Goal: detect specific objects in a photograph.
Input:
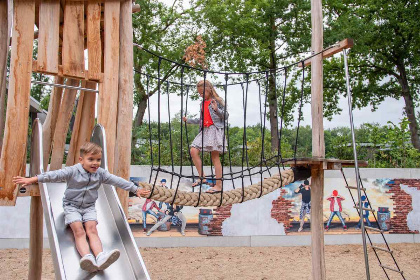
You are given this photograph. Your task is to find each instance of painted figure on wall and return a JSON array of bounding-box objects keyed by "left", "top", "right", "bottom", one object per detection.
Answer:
[
  {"left": 325, "top": 190, "right": 347, "bottom": 231},
  {"left": 295, "top": 180, "right": 311, "bottom": 232},
  {"left": 142, "top": 199, "right": 162, "bottom": 232},
  {"left": 356, "top": 195, "right": 372, "bottom": 229}
]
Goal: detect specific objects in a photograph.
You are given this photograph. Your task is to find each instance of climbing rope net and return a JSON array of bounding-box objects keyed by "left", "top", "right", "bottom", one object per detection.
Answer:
[{"left": 133, "top": 44, "right": 332, "bottom": 207}]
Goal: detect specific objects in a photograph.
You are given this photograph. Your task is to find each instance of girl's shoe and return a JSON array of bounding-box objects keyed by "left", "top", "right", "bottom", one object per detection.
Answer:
[
  {"left": 343, "top": 225, "right": 348, "bottom": 231},
  {"left": 96, "top": 249, "right": 120, "bottom": 271},
  {"left": 192, "top": 179, "right": 207, "bottom": 188},
  {"left": 80, "top": 254, "right": 98, "bottom": 273}
]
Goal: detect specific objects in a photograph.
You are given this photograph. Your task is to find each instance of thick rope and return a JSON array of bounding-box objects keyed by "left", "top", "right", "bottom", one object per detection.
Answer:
[{"left": 138, "top": 169, "right": 294, "bottom": 207}]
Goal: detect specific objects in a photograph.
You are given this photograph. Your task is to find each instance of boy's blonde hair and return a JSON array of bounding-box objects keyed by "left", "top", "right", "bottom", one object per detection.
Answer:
[
  {"left": 80, "top": 142, "right": 102, "bottom": 157},
  {"left": 197, "top": 80, "right": 225, "bottom": 107}
]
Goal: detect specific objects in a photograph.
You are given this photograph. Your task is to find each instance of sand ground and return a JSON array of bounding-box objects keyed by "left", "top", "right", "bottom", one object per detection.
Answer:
[{"left": 1, "top": 243, "right": 418, "bottom": 280}]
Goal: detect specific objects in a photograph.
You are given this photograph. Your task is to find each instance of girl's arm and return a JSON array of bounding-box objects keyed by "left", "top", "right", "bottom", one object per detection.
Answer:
[
  {"left": 214, "top": 99, "right": 229, "bottom": 120},
  {"left": 183, "top": 116, "right": 200, "bottom": 124}
]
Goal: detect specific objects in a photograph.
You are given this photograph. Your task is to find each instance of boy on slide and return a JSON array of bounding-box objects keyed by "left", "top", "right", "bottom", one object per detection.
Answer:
[{"left": 13, "top": 142, "right": 150, "bottom": 273}]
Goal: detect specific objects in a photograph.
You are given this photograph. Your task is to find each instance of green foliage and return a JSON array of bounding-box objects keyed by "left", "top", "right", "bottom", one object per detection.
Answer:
[{"left": 132, "top": 115, "right": 420, "bottom": 168}]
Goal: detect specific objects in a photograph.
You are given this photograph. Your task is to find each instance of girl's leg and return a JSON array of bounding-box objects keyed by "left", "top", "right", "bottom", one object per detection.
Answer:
[
  {"left": 190, "top": 147, "right": 205, "bottom": 179},
  {"left": 85, "top": 221, "right": 103, "bottom": 257},
  {"left": 211, "top": 151, "right": 222, "bottom": 190},
  {"left": 69, "top": 222, "right": 90, "bottom": 257},
  {"left": 148, "top": 210, "right": 159, "bottom": 220}
]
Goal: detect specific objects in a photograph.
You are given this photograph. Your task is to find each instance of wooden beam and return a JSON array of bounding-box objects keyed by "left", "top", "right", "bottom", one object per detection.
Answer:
[
  {"left": 32, "top": 61, "right": 103, "bottom": 81},
  {"left": 42, "top": 76, "right": 64, "bottom": 170},
  {"left": 66, "top": 81, "right": 96, "bottom": 166},
  {"left": 301, "top": 38, "right": 354, "bottom": 67},
  {"left": 28, "top": 196, "right": 43, "bottom": 280},
  {"left": 98, "top": 0, "right": 120, "bottom": 173},
  {"left": 310, "top": 0, "right": 326, "bottom": 279},
  {"left": 17, "top": 184, "right": 40, "bottom": 197},
  {"left": 0, "top": 0, "right": 35, "bottom": 206},
  {"left": 0, "top": 0, "right": 12, "bottom": 156},
  {"left": 114, "top": 0, "right": 134, "bottom": 215},
  {"left": 87, "top": 0, "right": 102, "bottom": 81},
  {"left": 310, "top": 165, "right": 326, "bottom": 280},
  {"left": 49, "top": 78, "right": 79, "bottom": 171},
  {"left": 62, "top": 0, "right": 85, "bottom": 78},
  {"left": 37, "top": 0, "right": 60, "bottom": 74}
]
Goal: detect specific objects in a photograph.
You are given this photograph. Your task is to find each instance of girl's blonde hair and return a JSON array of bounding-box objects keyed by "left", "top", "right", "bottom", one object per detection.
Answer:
[{"left": 197, "top": 80, "right": 225, "bottom": 107}]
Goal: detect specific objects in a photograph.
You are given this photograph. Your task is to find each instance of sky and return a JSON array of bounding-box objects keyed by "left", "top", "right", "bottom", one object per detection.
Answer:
[{"left": 146, "top": 77, "right": 408, "bottom": 130}]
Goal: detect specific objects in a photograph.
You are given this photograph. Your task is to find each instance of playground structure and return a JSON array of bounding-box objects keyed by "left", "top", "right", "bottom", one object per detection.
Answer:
[{"left": 0, "top": 0, "right": 405, "bottom": 280}]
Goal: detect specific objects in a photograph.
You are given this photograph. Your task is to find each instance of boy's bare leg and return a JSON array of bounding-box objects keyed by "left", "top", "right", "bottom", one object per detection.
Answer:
[
  {"left": 85, "top": 221, "right": 103, "bottom": 257},
  {"left": 69, "top": 222, "right": 90, "bottom": 256},
  {"left": 211, "top": 151, "right": 222, "bottom": 190}
]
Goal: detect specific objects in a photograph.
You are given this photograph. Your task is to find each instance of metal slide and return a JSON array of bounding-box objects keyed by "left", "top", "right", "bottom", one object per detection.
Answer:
[{"left": 31, "top": 120, "right": 150, "bottom": 280}]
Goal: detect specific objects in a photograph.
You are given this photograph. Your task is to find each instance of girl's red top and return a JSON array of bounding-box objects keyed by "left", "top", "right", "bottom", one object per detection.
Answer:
[{"left": 203, "top": 100, "right": 214, "bottom": 127}]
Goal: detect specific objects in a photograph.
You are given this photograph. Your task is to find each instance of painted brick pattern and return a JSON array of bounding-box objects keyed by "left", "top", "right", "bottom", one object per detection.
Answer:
[
  {"left": 386, "top": 179, "right": 420, "bottom": 234},
  {"left": 208, "top": 205, "right": 232, "bottom": 236},
  {"left": 271, "top": 188, "right": 293, "bottom": 232}
]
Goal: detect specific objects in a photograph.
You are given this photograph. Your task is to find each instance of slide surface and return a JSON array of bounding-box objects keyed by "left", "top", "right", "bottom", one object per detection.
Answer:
[{"left": 32, "top": 120, "right": 150, "bottom": 280}]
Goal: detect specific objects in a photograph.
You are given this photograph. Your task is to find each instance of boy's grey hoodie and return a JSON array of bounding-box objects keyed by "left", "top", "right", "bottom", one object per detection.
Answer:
[{"left": 37, "top": 163, "right": 138, "bottom": 208}]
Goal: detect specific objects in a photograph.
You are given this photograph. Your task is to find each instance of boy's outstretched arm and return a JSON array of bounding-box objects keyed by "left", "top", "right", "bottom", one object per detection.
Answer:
[{"left": 13, "top": 176, "right": 38, "bottom": 187}]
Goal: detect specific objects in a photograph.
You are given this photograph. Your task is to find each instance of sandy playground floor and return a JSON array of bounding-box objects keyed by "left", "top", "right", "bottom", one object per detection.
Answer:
[{"left": 0, "top": 243, "right": 418, "bottom": 279}]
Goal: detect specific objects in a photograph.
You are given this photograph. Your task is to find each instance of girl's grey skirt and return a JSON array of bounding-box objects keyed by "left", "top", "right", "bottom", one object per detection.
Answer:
[{"left": 191, "top": 125, "right": 227, "bottom": 153}]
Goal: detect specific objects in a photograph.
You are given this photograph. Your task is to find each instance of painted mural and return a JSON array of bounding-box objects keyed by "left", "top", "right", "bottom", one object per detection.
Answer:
[{"left": 127, "top": 175, "right": 417, "bottom": 237}]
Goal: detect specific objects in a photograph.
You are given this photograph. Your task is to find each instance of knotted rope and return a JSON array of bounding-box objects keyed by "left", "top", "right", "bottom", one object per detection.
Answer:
[{"left": 138, "top": 169, "right": 294, "bottom": 207}]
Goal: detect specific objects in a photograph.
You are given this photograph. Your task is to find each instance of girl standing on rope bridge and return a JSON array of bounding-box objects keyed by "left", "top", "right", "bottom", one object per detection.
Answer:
[{"left": 183, "top": 80, "right": 228, "bottom": 194}]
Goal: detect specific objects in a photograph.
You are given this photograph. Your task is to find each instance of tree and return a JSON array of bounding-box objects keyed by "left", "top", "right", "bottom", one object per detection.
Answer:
[
  {"left": 190, "top": 0, "right": 311, "bottom": 151},
  {"left": 323, "top": 0, "right": 420, "bottom": 150}
]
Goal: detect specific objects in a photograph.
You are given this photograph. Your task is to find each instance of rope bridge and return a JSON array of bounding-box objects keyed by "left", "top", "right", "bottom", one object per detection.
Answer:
[{"left": 134, "top": 44, "right": 323, "bottom": 207}]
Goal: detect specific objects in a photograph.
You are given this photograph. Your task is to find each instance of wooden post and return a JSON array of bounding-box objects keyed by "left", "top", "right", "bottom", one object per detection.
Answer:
[
  {"left": 0, "top": 0, "right": 35, "bottom": 206},
  {"left": 28, "top": 196, "right": 43, "bottom": 280},
  {"left": 98, "top": 0, "right": 120, "bottom": 173},
  {"left": 87, "top": 0, "right": 102, "bottom": 81},
  {"left": 0, "top": 0, "right": 12, "bottom": 155},
  {"left": 310, "top": 0, "right": 326, "bottom": 280},
  {"left": 49, "top": 79, "right": 79, "bottom": 171},
  {"left": 42, "top": 76, "right": 64, "bottom": 170},
  {"left": 114, "top": 0, "right": 134, "bottom": 215},
  {"left": 66, "top": 81, "right": 96, "bottom": 166}
]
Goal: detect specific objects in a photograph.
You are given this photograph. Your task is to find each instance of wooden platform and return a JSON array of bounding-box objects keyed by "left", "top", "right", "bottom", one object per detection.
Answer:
[{"left": 282, "top": 157, "right": 368, "bottom": 170}]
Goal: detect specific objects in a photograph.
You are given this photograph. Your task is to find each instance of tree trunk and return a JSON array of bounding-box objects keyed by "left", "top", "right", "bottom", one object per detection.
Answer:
[
  {"left": 396, "top": 61, "right": 420, "bottom": 151},
  {"left": 134, "top": 97, "right": 147, "bottom": 127},
  {"left": 268, "top": 15, "right": 279, "bottom": 152}
]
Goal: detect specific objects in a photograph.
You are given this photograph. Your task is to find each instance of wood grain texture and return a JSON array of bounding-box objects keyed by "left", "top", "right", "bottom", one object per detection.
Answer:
[
  {"left": 0, "top": 0, "right": 35, "bottom": 206},
  {"left": 49, "top": 79, "right": 79, "bottom": 171},
  {"left": 310, "top": 0, "right": 326, "bottom": 279},
  {"left": 114, "top": 0, "right": 135, "bottom": 215},
  {"left": 37, "top": 0, "right": 60, "bottom": 74},
  {"left": 62, "top": 1, "right": 85, "bottom": 78},
  {"left": 42, "top": 76, "right": 64, "bottom": 171},
  {"left": 28, "top": 196, "right": 43, "bottom": 280},
  {"left": 66, "top": 81, "right": 96, "bottom": 166},
  {"left": 87, "top": 0, "right": 102, "bottom": 81},
  {"left": 98, "top": 0, "right": 120, "bottom": 173},
  {"left": 0, "top": 0, "right": 12, "bottom": 156}
]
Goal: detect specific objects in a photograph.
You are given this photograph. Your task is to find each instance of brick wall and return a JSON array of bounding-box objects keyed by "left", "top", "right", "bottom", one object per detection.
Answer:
[
  {"left": 208, "top": 205, "right": 232, "bottom": 236},
  {"left": 387, "top": 179, "right": 420, "bottom": 234},
  {"left": 271, "top": 188, "right": 293, "bottom": 232}
]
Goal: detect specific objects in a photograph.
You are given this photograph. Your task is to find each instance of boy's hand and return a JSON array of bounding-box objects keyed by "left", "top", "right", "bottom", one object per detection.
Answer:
[
  {"left": 136, "top": 188, "right": 150, "bottom": 197},
  {"left": 13, "top": 176, "right": 37, "bottom": 187}
]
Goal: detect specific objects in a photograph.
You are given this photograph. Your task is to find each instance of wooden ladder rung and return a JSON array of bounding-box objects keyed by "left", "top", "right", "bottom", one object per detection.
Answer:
[
  {"left": 346, "top": 185, "right": 366, "bottom": 191},
  {"left": 365, "top": 226, "right": 383, "bottom": 233},
  {"left": 372, "top": 246, "right": 393, "bottom": 253},
  {"left": 353, "top": 206, "right": 375, "bottom": 212},
  {"left": 379, "top": 264, "right": 403, "bottom": 274}
]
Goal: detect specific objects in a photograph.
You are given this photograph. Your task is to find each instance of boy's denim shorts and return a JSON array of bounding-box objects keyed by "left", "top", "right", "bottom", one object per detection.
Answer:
[{"left": 63, "top": 203, "right": 98, "bottom": 226}]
